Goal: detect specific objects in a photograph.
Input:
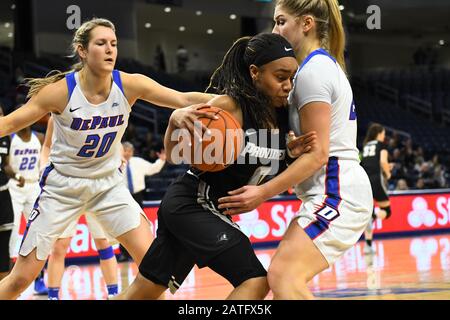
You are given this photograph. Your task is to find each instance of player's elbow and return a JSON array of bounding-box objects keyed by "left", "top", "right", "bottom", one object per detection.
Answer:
[
  {"left": 312, "top": 145, "right": 329, "bottom": 168},
  {"left": 163, "top": 146, "right": 175, "bottom": 165}
]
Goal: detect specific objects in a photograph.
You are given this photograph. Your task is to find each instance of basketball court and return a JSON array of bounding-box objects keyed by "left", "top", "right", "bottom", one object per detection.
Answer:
[{"left": 18, "top": 233, "right": 450, "bottom": 300}]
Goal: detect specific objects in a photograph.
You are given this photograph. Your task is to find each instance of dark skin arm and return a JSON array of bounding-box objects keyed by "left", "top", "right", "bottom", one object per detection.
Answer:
[{"left": 164, "top": 96, "right": 240, "bottom": 165}]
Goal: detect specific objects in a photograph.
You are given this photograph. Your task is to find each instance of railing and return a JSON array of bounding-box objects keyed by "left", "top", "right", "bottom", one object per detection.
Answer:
[
  {"left": 383, "top": 124, "right": 411, "bottom": 141},
  {"left": 375, "top": 82, "right": 399, "bottom": 107},
  {"left": 404, "top": 94, "right": 433, "bottom": 118},
  {"left": 442, "top": 108, "right": 450, "bottom": 124},
  {"left": 23, "top": 61, "right": 55, "bottom": 78},
  {"left": 131, "top": 102, "right": 158, "bottom": 135}
]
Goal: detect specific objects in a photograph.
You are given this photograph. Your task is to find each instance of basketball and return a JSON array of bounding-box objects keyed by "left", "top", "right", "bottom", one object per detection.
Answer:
[{"left": 190, "top": 106, "right": 243, "bottom": 172}]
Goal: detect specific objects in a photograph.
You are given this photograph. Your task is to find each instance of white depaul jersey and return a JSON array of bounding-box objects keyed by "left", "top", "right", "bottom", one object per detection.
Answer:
[
  {"left": 288, "top": 49, "right": 360, "bottom": 199},
  {"left": 50, "top": 70, "right": 130, "bottom": 178},
  {"left": 8, "top": 132, "right": 41, "bottom": 182}
]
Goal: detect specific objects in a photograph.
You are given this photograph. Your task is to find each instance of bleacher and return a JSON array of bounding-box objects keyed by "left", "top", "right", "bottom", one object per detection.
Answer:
[{"left": 358, "top": 67, "right": 450, "bottom": 124}]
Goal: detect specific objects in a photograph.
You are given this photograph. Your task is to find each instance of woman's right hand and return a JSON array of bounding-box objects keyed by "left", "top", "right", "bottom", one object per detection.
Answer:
[
  {"left": 287, "top": 131, "right": 317, "bottom": 158},
  {"left": 170, "top": 104, "right": 218, "bottom": 142}
]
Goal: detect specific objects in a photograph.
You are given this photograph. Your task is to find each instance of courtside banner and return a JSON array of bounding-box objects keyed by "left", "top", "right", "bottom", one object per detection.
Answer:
[
  {"left": 372, "top": 190, "right": 450, "bottom": 234},
  {"left": 142, "top": 199, "right": 302, "bottom": 244},
  {"left": 139, "top": 189, "right": 450, "bottom": 241},
  {"left": 16, "top": 190, "right": 450, "bottom": 258}
]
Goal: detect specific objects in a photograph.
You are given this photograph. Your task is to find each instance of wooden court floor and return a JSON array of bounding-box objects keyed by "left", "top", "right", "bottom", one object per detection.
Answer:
[{"left": 19, "top": 233, "right": 450, "bottom": 300}]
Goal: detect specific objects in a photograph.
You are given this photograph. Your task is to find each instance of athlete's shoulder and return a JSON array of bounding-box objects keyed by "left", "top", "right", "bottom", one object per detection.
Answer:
[
  {"left": 116, "top": 70, "right": 130, "bottom": 80},
  {"left": 119, "top": 71, "right": 145, "bottom": 87},
  {"left": 207, "top": 95, "right": 240, "bottom": 115},
  {"left": 32, "top": 77, "right": 69, "bottom": 113},
  {"left": 118, "top": 71, "right": 150, "bottom": 102},
  {"left": 301, "top": 54, "right": 338, "bottom": 78},
  {"left": 378, "top": 141, "right": 388, "bottom": 150}
]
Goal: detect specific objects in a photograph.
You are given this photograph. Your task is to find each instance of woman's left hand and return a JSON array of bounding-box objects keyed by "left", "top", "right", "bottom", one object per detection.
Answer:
[{"left": 218, "top": 185, "right": 265, "bottom": 215}]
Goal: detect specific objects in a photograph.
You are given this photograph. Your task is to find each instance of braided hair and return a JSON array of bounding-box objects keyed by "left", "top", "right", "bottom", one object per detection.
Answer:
[{"left": 206, "top": 33, "right": 293, "bottom": 129}]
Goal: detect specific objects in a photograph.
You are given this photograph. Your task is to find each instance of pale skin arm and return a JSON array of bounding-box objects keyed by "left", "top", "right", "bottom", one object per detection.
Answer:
[
  {"left": 40, "top": 116, "right": 54, "bottom": 171},
  {"left": 121, "top": 72, "right": 218, "bottom": 141},
  {"left": 120, "top": 72, "right": 215, "bottom": 109},
  {"left": 218, "top": 102, "right": 330, "bottom": 215},
  {"left": 0, "top": 80, "right": 66, "bottom": 138},
  {"left": 142, "top": 151, "right": 166, "bottom": 176},
  {"left": 380, "top": 149, "right": 391, "bottom": 180}
]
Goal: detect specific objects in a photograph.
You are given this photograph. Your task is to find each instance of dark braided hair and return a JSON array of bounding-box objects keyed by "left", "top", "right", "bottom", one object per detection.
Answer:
[{"left": 206, "top": 34, "right": 286, "bottom": 129}]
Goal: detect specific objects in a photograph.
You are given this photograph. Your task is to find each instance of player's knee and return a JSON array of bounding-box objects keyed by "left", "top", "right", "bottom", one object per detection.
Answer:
[
  {"left": 382, "top": 206, "right": 392, "bottom": 219},
  {"left": 268, "top": 260, "right": 308, "bottom": 294},
  {"left": 52, "top": 240, "right": 69, "bottom": 258},
  {"left": 9, "top": 273, "right": 34, "bottom": 292},
  {"left": 267, "top": 261, "right": 286, "bottom": 291}
]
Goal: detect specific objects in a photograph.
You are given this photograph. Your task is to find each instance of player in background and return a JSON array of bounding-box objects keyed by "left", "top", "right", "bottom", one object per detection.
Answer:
[
  {"left": 360, "top": 123, "right": 392, "bottom": 254},
  {"left": 7, "top": 104, "right": 47, "bottom": 295}
]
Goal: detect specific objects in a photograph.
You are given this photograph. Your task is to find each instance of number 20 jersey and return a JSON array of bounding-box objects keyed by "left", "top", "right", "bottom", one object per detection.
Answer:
[{"left": 49, "top": 70, "right": 130, "bottom": 178}]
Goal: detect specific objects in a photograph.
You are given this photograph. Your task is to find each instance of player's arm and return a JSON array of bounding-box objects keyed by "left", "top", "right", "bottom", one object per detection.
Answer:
[
  {"left": 0, "top": 81, "right": 66, "bottom": 138},
  {"left": 218, "top": 102, "right": 330, "bottom": 215},
  {"left": 380, "top": 149, "right": 391, "bottom": 180},
  {"left": 120, "top": 72, "right": 215, "bottom": 108},
  {"left": 40, "top": 116, "right": 54, "bottom": 171},
  {"left": 142, "top": 154, "right": 166, "bottom": 176},
  {"left": 164, "top": 96, "right": 239, "bottom": 164}
]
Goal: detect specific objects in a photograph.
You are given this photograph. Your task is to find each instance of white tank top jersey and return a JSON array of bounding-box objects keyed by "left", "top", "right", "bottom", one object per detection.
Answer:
[
  {"left": 8, "top": 132, "right": 41, "bottom": 182},
  {"left": 49, "top": 70, "right": 130, "bottom": 178},
  {"left": 288, "top": 49, "right": 360, "bottom": 198}
]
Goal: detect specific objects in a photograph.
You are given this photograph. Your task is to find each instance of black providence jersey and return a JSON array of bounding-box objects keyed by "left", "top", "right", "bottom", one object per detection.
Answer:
[
  {"left": 361, "top": 140, "right": 386, "bottom": 177},
  {"left": 191, "top": 107, "right": 289, "bottom": 207}
]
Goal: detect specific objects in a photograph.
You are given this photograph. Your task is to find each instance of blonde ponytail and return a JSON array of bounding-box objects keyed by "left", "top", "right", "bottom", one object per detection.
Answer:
[
  {"left": 26, "top": 18, "right": 115, "bottom": 99},
  {"left": 276, "top": 0, "right": 346, "bottom": 73},
  {"left": 324, "top": 0, "right": 346, "bottom": 73}
]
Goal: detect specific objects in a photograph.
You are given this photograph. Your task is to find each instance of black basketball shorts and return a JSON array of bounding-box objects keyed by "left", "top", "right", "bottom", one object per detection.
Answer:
[
  {"left": 139, "top": 174, "right": 267, "bottom": 293},
  {"left": 369, "top": 174, "right": 389, "bottom": 202}
]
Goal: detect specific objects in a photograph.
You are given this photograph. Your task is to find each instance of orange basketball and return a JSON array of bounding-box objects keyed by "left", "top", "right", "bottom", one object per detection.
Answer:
[{"left": 189, "top": 106, "right": 244, "bottom": 172}]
